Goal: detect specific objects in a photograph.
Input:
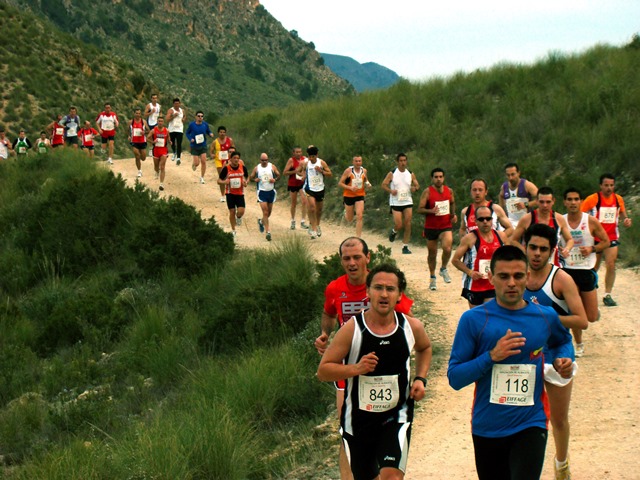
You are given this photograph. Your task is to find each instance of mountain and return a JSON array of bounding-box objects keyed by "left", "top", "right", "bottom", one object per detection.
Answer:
[
  {"left": 2, "top": 0, "right": 354, "bottom": 121},
  {"left": 321, "top": 53, "right": 400, "bottom": 92}
]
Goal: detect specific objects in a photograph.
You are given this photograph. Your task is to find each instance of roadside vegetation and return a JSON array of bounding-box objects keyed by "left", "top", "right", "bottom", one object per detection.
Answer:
[{"left": 224, "top": 39, "right": 640, "bottom": 265}]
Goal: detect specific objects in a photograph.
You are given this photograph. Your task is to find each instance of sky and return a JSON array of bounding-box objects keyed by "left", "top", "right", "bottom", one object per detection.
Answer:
[{"left": 259, "top": 0, "right": 640, "bottom": 81}]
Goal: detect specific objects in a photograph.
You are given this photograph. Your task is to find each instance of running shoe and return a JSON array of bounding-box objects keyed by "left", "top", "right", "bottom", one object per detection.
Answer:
[
  {"left": 429, "top": 276, "right": 437, "bottom": 291},
  {"left": 232, "top": 230, "right": 237, "bottom": 237},
  {"left": 300, "top": 220, "right": 309, "bottom": 229},
  {"left": 200, "top": 177, "right": 205, "bottom": 184},
  {"left": 236, "top": 216, "right": 242, "bottom": 226},
  {"left": 107, "top": 158, "right": 113, "bottom": 165},
  {"left": 219, "top": 196, "right": 225, "bottom": 203},
  {"left": 439, "top": 268, "right": 452, "bottom": 283},
  {"left": 171, "top": 154, "right": 176, "bottom": 162},
  {"left": 176, "top": 158, "right": 181, "bottom": 166},
  {"left": 309, "top": 230, "right": 317, "bottom": 239},
  {"left": 574, "top": 343, "right": 585, "bottom": 358},
  {"left": 290, "top": 220, "right": 296, "bottom": 230},
  {"left": 402, "top": 246, "right": 412, "bottom": 254},
  {"left": 266, "top": 232, "right": 272, "bottom": 241},
  {"left": 317, "top": 225, "right": 322, "bottom": 237},
  {"left": 258, "top": 218, "right": 264, "bottom": 233},
  {"left": 137, "top": 170, "right": 143, "bottom": 178},
  {"left": 603, "top": 294, "right": 617, "bottom": 307},
  {"left": 159, "top": 183, "right": 164, "bottom": 191},
  {"left": 389, "top": 229, "right": 397, "bottom": 242},
  {"left": 554, "top": 457, "right": 571, "bottom": 480}
]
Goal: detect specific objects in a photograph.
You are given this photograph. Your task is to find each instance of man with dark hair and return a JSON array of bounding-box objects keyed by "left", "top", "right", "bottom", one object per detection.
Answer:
[
  {"left": 315, "top": 237, "right": 414, "bottom": 480},
  {"left": 561, "top": 188, "right": 610, "bottom": 355},
  {"left": 12, "top": 130, "right": 32, "bottom": 157},
  {"left": 211, "top": 125, "right": 236, "bottom": 202},
  {"left": 297, "top": 145, "right": 332, "bottom": 239},
  {"left": 95, "top": 102, "right": 119, "bottom": 164},
  {"left": 166, "top": 98, "right": 186, "bottom": 165},
  {"left": 318, "top": 263, "right": 431, "bottom": 480},
  {"left": 60, "top": 106, "right": 81, "bottom": 148},
  {"left": 448, "top": 245, "right": 574, "bottom": 480},
  {"left": 510, "top": 186, "right": 573, "bottom": 265},
  {"left": 186, "top": 111, "right": 214, "bottom": 184},
  {"left": 523, "top": 224, "right": 588, "bottom": 480},
  {"left": 452, "top": 206, "right": 508, "bottom": 308},
  {"left": 381, "top": 153, "right": 420, "bottom": 254},
  {"left": 217, "top": 151, "right": 248, "bottom": 237},
  {"left": 417, "top": 167, "right": 457, "bottom": 289},
  {"left": 580, "top": 174, "right": 632, "bottom": 306},
  {"left": 498, "top": 163, "right": 538, "bottom": 227},
  {"left": 283, "top": 146, "right": 309, "bottom": 229}
]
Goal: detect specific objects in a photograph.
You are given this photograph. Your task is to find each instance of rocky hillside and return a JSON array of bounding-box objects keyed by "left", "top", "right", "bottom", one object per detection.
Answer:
[{"left": 2, "top": 0, "right": 354, "bottom": 121}]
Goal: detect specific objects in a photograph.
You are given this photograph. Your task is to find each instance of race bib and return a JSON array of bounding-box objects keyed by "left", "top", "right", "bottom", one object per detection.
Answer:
[
  {"left": 358, "top": 374, "right": 400, "bottom": 412},
  {"left": 155, "top": 138, "right": 165, "bottom": 147},
  {"left": 397, "top": 189, "right": 411, "bottom": 201},
  {"left": 39, "top": 146, "right": 47, "bottom": 154},
  {"left": 133, "top": 128, "right": 143, "bottom": 137},
  {"left": 599, "top": 206, "right": 617, "bottom": 224},
  {"left": 102, "top": 119, "right": 114, "bottom": 130},
  {"left": 195, "top": 134, "right": 205, "bottom": 144},
  {"left": 229, "top": 177, "right": 241, "bottom": 189},
  {"left": 18, "top": 146, "right": 26, "bottom": 154},
  {"left": 84, "top": 134, "right": 93, "bottom": 143},
  {"left": 353, "top": 178, "right": 363, "bottom": 189},
  {"left": 55, "top": 128, "right": 64, "bottom": 136},
  {"left": 67, "top": 126, "right": 77, "bottom": 136},
  {"left": 260, "top": 173, "right": 271, "bottom": 184},
  {"left": 435, "top": 200, "right": 450, "bottom": 216},
  {"left": 310, "top": 174, "right": 322, "bottom": 188},
  {"left": 490, "top": 364, "right": 536, "bottom": 406},
  {"left": 478, "top": 259, "right": 491, "bottom": 279},
  {"left": 219, "top": 150, "right": 229, "bottom": 160},
  {"left": 565, "top": 247, "right": 589, "bottom": 267},
  {"left": 506, "top": 197, "right": 526, "bottom": 214}
]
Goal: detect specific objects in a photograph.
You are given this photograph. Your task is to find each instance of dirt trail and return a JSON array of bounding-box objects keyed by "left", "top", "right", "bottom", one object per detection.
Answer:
[{"left": 111, "top": 155, "right": 639, "bottom": 479}]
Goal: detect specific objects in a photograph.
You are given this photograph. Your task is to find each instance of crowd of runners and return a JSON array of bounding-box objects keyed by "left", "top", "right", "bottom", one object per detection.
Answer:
[{"left": 1, "top": 95, "right": 634, "bottom": 480}]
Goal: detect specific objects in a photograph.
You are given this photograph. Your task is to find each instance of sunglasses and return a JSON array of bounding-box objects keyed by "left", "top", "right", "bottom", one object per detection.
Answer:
[{"left": 476, "top": 217, "right": 493, "bottom": 222}]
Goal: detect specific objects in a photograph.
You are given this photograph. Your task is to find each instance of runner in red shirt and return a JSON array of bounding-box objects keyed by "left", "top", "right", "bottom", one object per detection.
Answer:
[
  {"left": 147, "top": 116, "right": 171, "bottom": 192},
  {"left": 46, "top": 114, "right": 65, "bottom": 148},
  {"left": 78, "top": 120, "right": 98, "bottom": 159},
  {"left": 128, "top": 108, "right": 149, "bottom": 178},
  {"left": 417, "top": 167, "right": 457, "bottom": 291},
  {"left": 282, "top": 146, "right": 309, "bottom": 230},
  {"left": 314, "top": 237, "right": 413, "bottom": 480}
]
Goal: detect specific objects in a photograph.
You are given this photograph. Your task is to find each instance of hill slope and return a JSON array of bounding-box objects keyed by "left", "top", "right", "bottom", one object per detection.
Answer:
[
  {"left": 322, "top": 53, "right": 400, "bottom": 91},
  {"left": 3, "top": 0, "right": 354, "bottom": 118}
]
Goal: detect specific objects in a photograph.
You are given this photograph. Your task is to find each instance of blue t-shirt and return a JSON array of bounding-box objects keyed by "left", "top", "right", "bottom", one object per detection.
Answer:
[
  {"left": 448, "top": 299, "right": 573, "bottom": 438},
  {"left": 185, "top": 121, "right": 212, "bottom": 147}
]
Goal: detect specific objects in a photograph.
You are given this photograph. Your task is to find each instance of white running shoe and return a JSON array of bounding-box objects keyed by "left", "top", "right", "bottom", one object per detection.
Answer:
[
  {"left": 171, "top": 154, "right": 176, "bottom": 162},
  {"left": 290, "top": 220, "right": 296, "bottom": 230},
  {"left": 176, "top": 158, "right": 181, "bottom": 166},
  {"left": 236, "top": 216, "right": 242, "bottom": 226},
  {"left": 200, "top": 177, "right": 205, "bottom": 184},
  {"left": 317, "top": 225, "right": 322, "bottom": 237},
  {"left": 439, "top": 268, "right": 452, "bottom": 283},
  {"left": 219, "top": 196, "right": 226, "bottom": 202},
  {"left": 309, "top": 230, "right": 317, "bottom": 239},
  {"left": 159, "top": 183, "right": 164, "bottom": 191},
  {"left": 300, "top": 220, "right": 309, "bottom": 229},
  {"left": 137, "top": 170, "right": 143, "bottom": 178},
  {"left": 107, "top": 158, "right": 113, "bottom": 165}
]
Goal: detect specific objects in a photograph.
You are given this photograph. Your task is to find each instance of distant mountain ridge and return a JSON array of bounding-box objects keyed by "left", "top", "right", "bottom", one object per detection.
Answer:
[{"left": 321, "top": 53, "right": 400, "bottom": 92}]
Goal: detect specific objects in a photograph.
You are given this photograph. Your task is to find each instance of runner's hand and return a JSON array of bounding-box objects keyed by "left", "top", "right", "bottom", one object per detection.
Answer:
[
  {"left": 314, "top": 333, "right": 329, "bottom": 355},
  {"left": 410, "top": 380, "right": 426, "bottom": 401},
  {"left": 553, "top": 358, "right": 573, "bottom": 379},
  {"left": 355, "top": 352, "right": 378, "bottom": 375},
  {"left": 490, "top": 329, "right": 526, "bottom": 362}
]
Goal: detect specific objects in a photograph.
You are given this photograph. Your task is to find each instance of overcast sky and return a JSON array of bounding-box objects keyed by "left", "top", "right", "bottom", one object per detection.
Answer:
[{"left": 259, "top": 0, "right": 640, "bottom": 81}]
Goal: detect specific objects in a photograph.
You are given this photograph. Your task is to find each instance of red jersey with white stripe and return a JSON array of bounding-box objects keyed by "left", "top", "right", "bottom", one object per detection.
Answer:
[
  {"left": 52, "top": 123, "right": 65, "bottom": 146},
  {"left": 79, "top": 128, "right": 98, "bottom": 147},
  {"left": 424, "top": 185, "right": 454, "bottom": 229},
  {"left": 129, "top": 119, "right": 146, "bottom": 143}
]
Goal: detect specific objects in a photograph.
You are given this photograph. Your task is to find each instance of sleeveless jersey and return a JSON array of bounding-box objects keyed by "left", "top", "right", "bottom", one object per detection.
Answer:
[
  {"left": 462, "top": 230, "right": 504, "bottom": 292},
  {"left": 464, "top": 202, "right": 498, "bottom": 233},
  {"left": 213, "top": 137, "right": 233, "bottom": 164},
  {"left": 287, "top": 156, "right": 306, "bottom": 187},
  {"left": 151, "top": 126, "right": 169, "bottom": 156},
  {"left": 256, "top": 162, "right": 276, "bottom": 192},
  {"left": 581, "top": 192, "right": 624, "bottom": 242},
  {"left": 561, "top": 212, "right": 596, "bottom": 269},
  {"left": 341, "top": 312, "right": 415, "bottom": 436},
  {"left": 343, "top": 166, "right": 367, "bottom": 198},
  {"left": 167, "top": 108, "right": 184, "bottom": 133},
  {"left": 304, "top": 158, "right": 325, "bottom": 192},
  {"left": 129, "top": 119, "right": 146, "bottom": 143},
  {"left": 0, "top": 139, "right": 9, "bottom": 159},
  {"left": 424, "top": 185, "right": 453, "bottom": 229},
  {"left": 389, "top": 168, "right": 413, "bottom": 206},
  {"left": 61, "top": 115, "right": 80, "bottom": 137},
  {"left": 146, "top": 102, "right": 161, "bottom": 126},
  {"left": 222, "top": 162, "right": 247, "bottom": 195},
  {"left": 15, "top": 138, "right": 29, "bottom": 155},
  {"left": 502, "top": 178, "right": 530, "bottom": 225},
  {"left": 524, "top": 265, "right": 569, "bottom": 316},
  {"left": 37, "top": 140, "right": 48, "bottom": 154},
  {"left": 51, "top": 123, "right": 65, "bottom": 146}
]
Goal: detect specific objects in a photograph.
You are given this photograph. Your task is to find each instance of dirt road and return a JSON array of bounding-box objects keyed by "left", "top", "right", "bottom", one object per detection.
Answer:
[{"left": 111, "top": 155, "right": 639, "bottom": 479}]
